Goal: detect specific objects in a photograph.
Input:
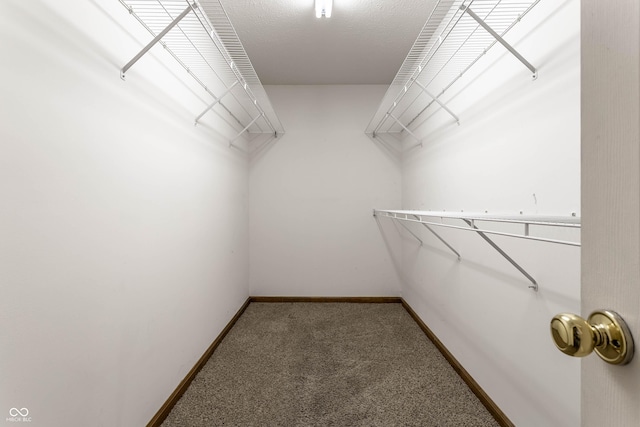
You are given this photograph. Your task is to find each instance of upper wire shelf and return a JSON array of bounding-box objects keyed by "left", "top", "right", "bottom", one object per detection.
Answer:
[
  {"left": 119, "top": 0, "right": 284, "bottom": 145},
  {"left": 365, "top": 0, "right": 540, "bottom": 142}
]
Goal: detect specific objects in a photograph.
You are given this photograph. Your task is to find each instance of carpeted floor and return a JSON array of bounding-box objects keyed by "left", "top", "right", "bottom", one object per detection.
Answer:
[{"left": 161, "top": 302, "right": 499, "bottom": 426}]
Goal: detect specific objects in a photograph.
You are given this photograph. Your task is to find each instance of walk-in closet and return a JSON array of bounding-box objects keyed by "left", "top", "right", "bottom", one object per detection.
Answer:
[{"left": 2, "top": 0, "right": 639, "bottom": 426}]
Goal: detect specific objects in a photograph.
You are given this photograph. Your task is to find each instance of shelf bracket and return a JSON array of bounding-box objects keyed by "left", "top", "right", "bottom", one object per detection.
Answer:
[
  {"left": 372, "top": 115, "right": 390, "bottom": 139},
  {"left": 393, "top": 219, "right": 423, "bottom": 246},
  {"left": 414, "top": 215, "right": 461, "bottom": 260},
  {"left": 121, "top": 3, "right": 195, "bottom": 80},
  {"left": 388, "top": 113, "right": 422, "bottom": 146},
  {"left": 462, "top": 219, "right": 538, "bottom": 290},
  {"left": 194, "top": 81, "right": 239, "bottom": 125},
  {"left": 412, "top": 80, "right": 460, "bottom": 124},
  {"left": 460, "top": 6, "right": 538, "bottom": 79},
  {"left": 229, "top": 113, "right": 263, "bottom": 147}
]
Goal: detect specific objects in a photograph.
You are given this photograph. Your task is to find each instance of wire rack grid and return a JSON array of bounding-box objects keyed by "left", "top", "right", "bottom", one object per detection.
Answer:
[
  {"left": 365, "top": 0, "right": 540, "bottom": 137},
  {"left": 119, "top": 0, "right": 284, "bottom": 136}
]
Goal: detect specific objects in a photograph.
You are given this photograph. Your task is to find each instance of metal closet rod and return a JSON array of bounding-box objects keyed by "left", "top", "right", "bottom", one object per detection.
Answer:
[
  {"left": 374, "top": 209, "right": 582, "bottom": 292},
  {"left": 119, "top": 0, "right": 277, "bottom": 140}
]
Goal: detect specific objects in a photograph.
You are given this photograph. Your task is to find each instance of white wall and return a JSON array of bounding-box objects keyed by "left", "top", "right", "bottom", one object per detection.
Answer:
[
  {"left": 399, "top": 1, "right": 581, "bottom": 426},
  {"left": 249, "top": 85, "right": 402, "bottom": 296},
  {"left": 0, "top": 1, "right": 249, "bottom": 425}
]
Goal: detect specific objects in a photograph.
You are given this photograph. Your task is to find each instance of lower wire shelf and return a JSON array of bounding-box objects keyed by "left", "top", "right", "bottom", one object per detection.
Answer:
[{"left": 374, "top": 209, "right": 581, "bottom": 291}]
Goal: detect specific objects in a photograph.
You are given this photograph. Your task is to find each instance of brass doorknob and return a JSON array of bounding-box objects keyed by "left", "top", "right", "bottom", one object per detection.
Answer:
[{"left": 550, "top": 310, "right": 634, "bottom": 365}]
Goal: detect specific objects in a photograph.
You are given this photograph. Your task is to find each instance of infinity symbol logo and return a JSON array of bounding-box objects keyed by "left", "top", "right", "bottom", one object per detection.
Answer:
[{"left": 9, "top": 408, "right": 29, "bottom": 417}]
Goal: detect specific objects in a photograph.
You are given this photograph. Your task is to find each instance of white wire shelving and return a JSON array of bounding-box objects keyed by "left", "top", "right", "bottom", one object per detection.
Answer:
[
  {"left": 119, "top": 0, "right": 284, "bottom": 146},
  {"left": 365, "top": 0, "right": 540, "bottom": 144},
  {"left": 374, "top": 209, "right": 581, "bottom": 291}
]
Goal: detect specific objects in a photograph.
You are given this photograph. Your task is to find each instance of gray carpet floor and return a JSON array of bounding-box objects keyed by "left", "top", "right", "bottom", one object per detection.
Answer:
[{"left": 161, "top": 303, "right": 499, "bottom": 426}]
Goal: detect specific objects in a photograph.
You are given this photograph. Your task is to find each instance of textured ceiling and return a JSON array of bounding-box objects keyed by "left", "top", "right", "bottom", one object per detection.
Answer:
[{"left": 218, "top": 0, "right": 436, "bottom": 85}]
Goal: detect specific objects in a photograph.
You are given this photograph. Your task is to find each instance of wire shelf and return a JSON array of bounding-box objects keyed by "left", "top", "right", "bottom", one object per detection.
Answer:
[
  {"left": 365, "top": 0, "right": 540, "bottom": 138},
  {"left": 374, "top": 209, "right": 580, "bottom": 291},
  {"left": 119, "top": 0, "right": 284, "bottom": 140},
  {"left": 374, "top": 209, "right": 580, "bottom": 246}
]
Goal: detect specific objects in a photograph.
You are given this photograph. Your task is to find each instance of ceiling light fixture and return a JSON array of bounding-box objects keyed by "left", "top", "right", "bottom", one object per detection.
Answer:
[{"left": 315, "top": 0, "right": 332, "bottom": 18}]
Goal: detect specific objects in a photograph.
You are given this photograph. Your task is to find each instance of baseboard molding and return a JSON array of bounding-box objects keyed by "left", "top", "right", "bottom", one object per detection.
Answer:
[
  {"left": 250, "top": 296, "right": 402, "bottom": 303},
  {"left": 146, "top": 297, "right": 251, "bottom": 427},
  {"left": 400, "top": 299, "right": 515, "bottom": 427}
]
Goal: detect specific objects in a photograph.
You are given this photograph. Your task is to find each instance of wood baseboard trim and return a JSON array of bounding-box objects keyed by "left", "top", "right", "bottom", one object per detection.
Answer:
[
  {"left": 249, "top": 296, "right": 402, "bottom": 303},
  {"left": 400, "top": 299, "right": 515, "bottom": 427},
  {"left": 146, "top": 297, "right": 251, "bottom": 427}
]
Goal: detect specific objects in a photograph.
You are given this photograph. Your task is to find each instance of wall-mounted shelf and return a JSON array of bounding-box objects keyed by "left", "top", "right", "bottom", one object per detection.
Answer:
[
  {"left": 119, "top": 0, "right": 284, "bottom": 146},
  {"left": 365, "top": 0, "right": 540, "bottom": 143},
  {"left": 374, "top": 209, "right": 580, "bottom": 291}
]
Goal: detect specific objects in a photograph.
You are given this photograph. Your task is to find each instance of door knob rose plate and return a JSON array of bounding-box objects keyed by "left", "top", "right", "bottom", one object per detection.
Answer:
[{"left": 550, "top": 310, "right": 634, "bottom": 365}]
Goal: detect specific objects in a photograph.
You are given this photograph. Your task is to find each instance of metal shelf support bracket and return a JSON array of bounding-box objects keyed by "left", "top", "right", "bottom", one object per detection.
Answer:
[
  {"left": 395, "top": 220, "right": 424, "bottom": 246},
  {"left": 194, "top": 81, "right": 239, "bottom": 125},
  {"left": 462, "top": 219, "right": 538, "bottom": 290},
  {"left": 373, "top": 209, "right": 580, "bottom": 291},
  {"left": 460, "top": 5, "right": 538, "bottom": 79},
  {"left": 414, "top": 215, "right": 461, "bottom": 260},
  {"left": 229, "top": 113, "right": 264, "bottom": 147},
  {"left": 375, "top": 209, "right": 424, "bottom": 248},
  {"left": 413, "top": 80, "right": 460, "bottom": 124},
  {"left": 121, "top": 3, "right": 195, "bottom": 80},
  {"left": 388, "top": 113, "right": 422, "bottom": 146}
]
